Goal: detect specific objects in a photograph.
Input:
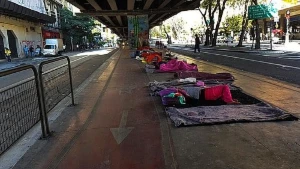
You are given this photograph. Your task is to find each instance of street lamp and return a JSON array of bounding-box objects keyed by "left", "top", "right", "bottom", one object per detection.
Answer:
[
  {"left": 190, "top": 28, "right": 194, "bottom": 47},
  {"left": 224, "top": 23, "right": 229, "bottom": 46},
  {"left": 285, "top": 10, "right": 290, "bottom": 45}
]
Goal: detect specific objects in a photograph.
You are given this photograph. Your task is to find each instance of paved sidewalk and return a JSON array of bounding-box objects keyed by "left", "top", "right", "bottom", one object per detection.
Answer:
[{"left": 7, "top": 48, "right": 300, "bottom": 169}]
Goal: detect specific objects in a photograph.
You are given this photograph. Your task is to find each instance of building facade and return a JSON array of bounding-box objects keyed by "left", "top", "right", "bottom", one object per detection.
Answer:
[
  {"left": 0, "top": 0, "right": 55, "bottom": 59},
  {"left": 42, "top": 0, "right": 63, "bottom": 40}
]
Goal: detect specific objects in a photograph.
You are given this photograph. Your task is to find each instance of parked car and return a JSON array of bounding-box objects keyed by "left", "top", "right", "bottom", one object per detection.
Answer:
[
  {"left": 42, "top": 39, "right": 64, "bottom": 56},
  {"left": 225, "top": 37, "right": 233, "bottom": 43},
  {"left": 273, "top": 37, "right": 280, "bottom": 43}
]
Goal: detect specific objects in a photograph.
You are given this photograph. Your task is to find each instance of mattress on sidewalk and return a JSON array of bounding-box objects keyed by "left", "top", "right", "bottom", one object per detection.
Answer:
[
  {"left": 165, "top": 103, "right": 298, "bottom": 127},
  {"left": 175, "top": 71, "right": 235, "bottom": 81}
]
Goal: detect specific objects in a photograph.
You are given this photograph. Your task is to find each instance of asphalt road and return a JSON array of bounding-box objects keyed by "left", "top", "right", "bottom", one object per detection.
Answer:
[
  {"left": 170, "top": 46, "right": 300, "bottom": 85},
  {"left": 0, "top": 48, "right": 116, "bottom": 90}
]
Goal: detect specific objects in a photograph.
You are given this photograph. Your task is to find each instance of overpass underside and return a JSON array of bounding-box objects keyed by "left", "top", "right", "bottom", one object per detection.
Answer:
[{"left": 67, "top": 0, "right": 201, "bottom": 38}]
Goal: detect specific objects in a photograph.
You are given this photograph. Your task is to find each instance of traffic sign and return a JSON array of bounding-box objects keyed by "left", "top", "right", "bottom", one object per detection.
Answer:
[
  {"left": 248, "top": 4, "right": 278, "bottom": 20},
  {"left": 274, "top": 16, "right": 279, "bottom": 22},
  {"left": 282, "top": 0, "right": 297, "bottom": 5}
]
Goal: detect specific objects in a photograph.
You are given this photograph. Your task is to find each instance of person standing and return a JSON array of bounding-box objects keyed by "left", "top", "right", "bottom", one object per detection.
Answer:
[
  {"left": 29, "top": 45, "right": 34, "bottom": 57},
  {"left": 5, "top": 47, "right": 11, "bottom": 62},
  {"left": 36, "top": 45, "right": 42, "bottom": 56},
  {"left": 194, "top": 34, "right": 200, "bottom": 53},
  {"left": 23, "top": 45, "right": 29, "bottom": 58}
]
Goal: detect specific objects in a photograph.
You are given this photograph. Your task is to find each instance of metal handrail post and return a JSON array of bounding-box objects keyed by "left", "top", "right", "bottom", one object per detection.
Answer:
[
  {"left": 38, "top": 64, "right": 51, "bottom": 135},
  {"left": 66, "top": 56, "right": 75, "bottom": 105}
]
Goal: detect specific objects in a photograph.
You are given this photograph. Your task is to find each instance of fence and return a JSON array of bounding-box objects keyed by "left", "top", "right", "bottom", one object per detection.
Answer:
[
  {"left": 0, "top": 56, "right": 75, "bottom": 155},
  {"left": 0, "top": 65, "right": 45, "bottom": 155}
]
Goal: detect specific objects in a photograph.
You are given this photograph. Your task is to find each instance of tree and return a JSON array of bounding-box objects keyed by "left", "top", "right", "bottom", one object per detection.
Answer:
[
  {"left": 60, "top": 8, "right": 96, "bottom": 48},
  {"left": 223, "top": 15, "right": 243, "bottom": 35},
  {"left": 237, "top": 0, "right": 250, "bottom": 47},
  {"left": 252, "top": 0, "right": 260, "bottom": 49},
  {"left": 169, "top": 17, "right": 186, "bottom": 40},
  {"left": 150, "top": 26, "right": 161, "bottom": 38},
  {"left": 162, "top": 24, "right": 172, "bottom": 44},
  {"left": 198, "top": 0, "right": 218, "bottom": 46},
  {"left": 199, "top": 0, "right": 247, "bottom": 46}
]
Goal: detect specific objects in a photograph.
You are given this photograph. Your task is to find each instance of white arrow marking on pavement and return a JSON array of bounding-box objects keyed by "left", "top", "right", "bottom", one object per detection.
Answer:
[{"left": 110, "top": 110, "right": 134, "bottom": 144}]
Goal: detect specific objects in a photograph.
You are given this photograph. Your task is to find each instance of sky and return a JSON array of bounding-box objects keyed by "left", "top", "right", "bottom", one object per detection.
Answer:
[{"left": 165, "top": 10, "right": 204, "bottom": 31}]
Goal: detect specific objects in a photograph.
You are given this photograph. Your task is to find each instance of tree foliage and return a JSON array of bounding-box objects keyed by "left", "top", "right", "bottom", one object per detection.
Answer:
[
  {"left": 198, "top": 0, "right": 248, "bottom": 46},
  {"left": 169, "top": 17, "right": 186, "bottom": 40},
  {"left": 60, "top": 8, "right": 96, "bottom": 44},
  {"left": 223, "top": 15, "right": 243, "bottom": 34}
]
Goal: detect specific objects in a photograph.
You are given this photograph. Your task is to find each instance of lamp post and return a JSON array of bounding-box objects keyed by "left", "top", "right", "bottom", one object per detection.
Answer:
[
  {"left": 190, "top": 28, "right": 194, "bottom": 47},
  {"left": 269, "top": 20, "right": 273, "bottom": 50},
  {"left": 224, "top": 23, "right": 229, "bottom": 46},
  {"left": 285, "top": 10, "right": 290, "bottom": 45}
]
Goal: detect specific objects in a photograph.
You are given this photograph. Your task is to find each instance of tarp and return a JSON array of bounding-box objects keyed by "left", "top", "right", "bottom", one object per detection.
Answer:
[{"left": 165, "top": 103, "right": 298, "bottom": 127}]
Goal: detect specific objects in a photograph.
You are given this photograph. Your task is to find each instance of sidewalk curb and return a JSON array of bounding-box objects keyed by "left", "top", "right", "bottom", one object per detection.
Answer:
[{"left": 201, "top": 47, "right": 285, "bottom": 54}]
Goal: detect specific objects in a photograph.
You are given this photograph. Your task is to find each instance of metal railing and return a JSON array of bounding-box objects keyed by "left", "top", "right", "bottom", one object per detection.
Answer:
[
  {"left": 0, "top": 56, "right": 75, "bottom": 155},
  {"left": 0, "top": 65, "right": 46, "bottom": 155},
  {"left": 38, "top": 56, "right": 75, "bottom": 134}
]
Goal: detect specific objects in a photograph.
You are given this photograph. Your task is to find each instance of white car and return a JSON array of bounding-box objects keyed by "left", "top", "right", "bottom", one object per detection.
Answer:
[
  {"left": 272, "top": 37, "right": 279, "bottom": 43},
  {"left": 225, "top": 37, "right": 233, "bottom": 43},
  {"left": 217, "top": 36, "right": 226, "bottom": 43}
]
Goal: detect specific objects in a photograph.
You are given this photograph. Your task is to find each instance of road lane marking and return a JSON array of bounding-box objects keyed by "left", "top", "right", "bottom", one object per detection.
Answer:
[
  {"left": 201, "top": 51, "right": 300, "bottom": 70},
  {"left": 110, "top": 110, "right": 134, "bottom": 144}
]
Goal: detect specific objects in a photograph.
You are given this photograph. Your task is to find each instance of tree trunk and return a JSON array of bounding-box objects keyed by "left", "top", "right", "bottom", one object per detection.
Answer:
[
  {"left": 163, "top": 26, "right": 172, "bottom": 44},
  {"left": 209, "top": 20, "right": 214, "bottom": 46},
  {"left": 212, "top": 7, "right": 226, "bottom": 46},
  {"left": 252, "top": 0, "right": 260, "bottom": 49},
  {"left": 255, "top": 19, "right": 260, "bottom": 49},
  {"left": 198, "top": 8, "right": 209, "bottom": 46},
  {"left": 213, "top": 21, "right": 221, "bottom": 46},
  {"left": 238, "top": 0, "right": 250, "bottom": 47},
  {"left": 205, "top": 29, "right": 210, "bottom": 46}
]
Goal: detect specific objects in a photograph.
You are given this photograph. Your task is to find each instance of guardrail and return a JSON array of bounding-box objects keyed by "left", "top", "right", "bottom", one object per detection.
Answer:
[
  {"left": 38, "top": 56, "right": 75, "bottom": 134},
  {"left": 0, "top": 65, "right": 46, "bottom": 155},
  {"left": 0, "top": 56, "right": 75, "bottom": 155}
]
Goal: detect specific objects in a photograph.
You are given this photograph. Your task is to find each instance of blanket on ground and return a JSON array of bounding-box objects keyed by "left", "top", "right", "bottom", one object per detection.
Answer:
[
  {"left": 165, "top": 103, "right": 297, "bottom": 127},
  {"left": 175, "top": 71, "right": 234, "bottom": 81}
]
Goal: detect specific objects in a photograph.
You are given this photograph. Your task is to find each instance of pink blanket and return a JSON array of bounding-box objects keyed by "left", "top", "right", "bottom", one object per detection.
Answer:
[{"left": 159, "top": 59, "right": 198, "bottom": 72}]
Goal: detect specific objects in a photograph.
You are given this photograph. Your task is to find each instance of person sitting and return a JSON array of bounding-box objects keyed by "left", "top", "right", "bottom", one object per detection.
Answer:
[{"left": 5, "top": 47, "right": 11, "bottom": 62}]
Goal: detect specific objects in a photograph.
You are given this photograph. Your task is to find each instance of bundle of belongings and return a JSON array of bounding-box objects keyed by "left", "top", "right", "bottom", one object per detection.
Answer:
[
  {"left": 133, "top": 46, "right": 198, "bottom": 73},
  {"left": 149, "top": 78, "right": 239, "bottom": 107}
]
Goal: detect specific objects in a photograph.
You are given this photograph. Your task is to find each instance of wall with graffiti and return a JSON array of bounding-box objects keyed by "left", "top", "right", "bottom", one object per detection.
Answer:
[{"left": 127, "top": 15, "right": 149, "bottom": 48}]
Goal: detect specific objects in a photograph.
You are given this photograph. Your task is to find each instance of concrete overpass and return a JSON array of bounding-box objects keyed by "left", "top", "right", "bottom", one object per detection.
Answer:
[{"left": 66, "top": 0, "right": 201, "bottom": 38}]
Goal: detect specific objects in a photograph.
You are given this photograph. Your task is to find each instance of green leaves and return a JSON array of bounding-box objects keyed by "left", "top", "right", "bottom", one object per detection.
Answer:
[
  {"left": 223, "top": 14, "right": 251, "bottom": 34},
  {"left": 60, "top": 8, "right": 96, "bottom": 38}
]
